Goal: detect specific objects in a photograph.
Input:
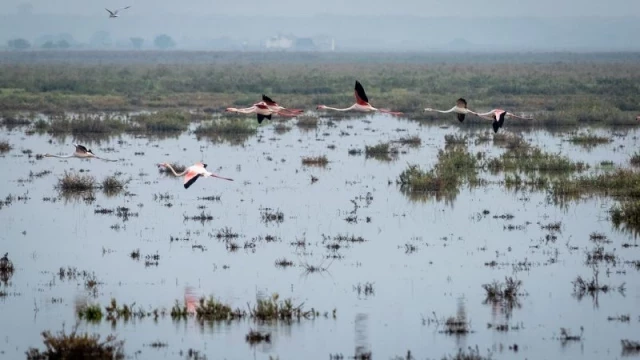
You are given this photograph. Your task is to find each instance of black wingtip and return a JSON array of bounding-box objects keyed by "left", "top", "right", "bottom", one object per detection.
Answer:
[
  {"left": 203, "top": 163, "right": 208, "bottom": 168},
  {"left": 497, "top": 112, "right": 506, "bottom": 128},
  {"left": 457, "top": 113, "right": 466, "bottom": 122},
  {"left": 492, "top": 121, "right": 500, "bottom": 133},
  {"left": 266, "top": 114, "right": 272, "bottom": 120},
  {"left": 257, "top": 114, "right": 265, "bottom": 124}
]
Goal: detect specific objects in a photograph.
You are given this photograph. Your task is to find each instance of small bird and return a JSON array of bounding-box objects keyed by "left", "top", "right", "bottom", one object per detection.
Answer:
[
  {"left": 105, "top": 6, "right": 131, "bottom": 18},
  {"left": 316, "top": 80, "right": 403, "bottom": 115},
  {"left": 42, "top": 144, "right": 117, "bottom": 162},
  {"left": 424, "top": 98, "right": 478, "bottom": 122},
  {"left": 474, "top": 109, "right": 534, "bottom": 133},
  {"left": 157, "top": 162, "right": 233, "bottom": 189}
]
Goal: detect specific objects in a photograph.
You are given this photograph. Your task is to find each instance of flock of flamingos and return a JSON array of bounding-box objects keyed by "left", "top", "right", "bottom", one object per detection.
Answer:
[{"left": 41, "top": 80, "right": 539, "bottom": 189}]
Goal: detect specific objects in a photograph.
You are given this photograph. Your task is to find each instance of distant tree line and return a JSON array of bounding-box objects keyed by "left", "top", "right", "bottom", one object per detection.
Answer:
[{"left": 6, "top": 33, "right": 176, "bottom": 50}]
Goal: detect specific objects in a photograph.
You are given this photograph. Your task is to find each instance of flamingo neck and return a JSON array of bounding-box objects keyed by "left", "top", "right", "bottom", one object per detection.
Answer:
[
  {"left": 321, "top": 104, "right": 356, "bottom": 112},
  {"left": 164, "top": 164, "right": 187, "bottom": 177}
]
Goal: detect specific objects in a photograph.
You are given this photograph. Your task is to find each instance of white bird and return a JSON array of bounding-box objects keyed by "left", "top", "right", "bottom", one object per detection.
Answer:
[
  {"left": 424, "top": 98, "right": 478, "bottom": 123},
  {"left": 157, "top": 162, "right": 234, "bottom": 189},
  {"left": 43, "top": 144, "right": 117, "bottom": 162},
  {"left": 105, "top": 6, "right": 131, "bottom": 18}
]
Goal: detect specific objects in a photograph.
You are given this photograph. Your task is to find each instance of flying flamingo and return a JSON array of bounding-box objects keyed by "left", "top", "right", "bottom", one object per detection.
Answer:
[
  {"left": 474, "top": 109, "right": 534, "bottom": 133},
  {"left": 226, "top": 103, "right": 276, "bottom": 124},
  {"left": 157, "top": 162, "right": 233, "bottom": 189},
  {"left": 105, "top": 6, "right": 131, "bottom": 18},
  {"left": 424, "top": 98, "right": 479, "bottom": 123},
  {"left": 42, "top": 143, "right": 117, "bottom": 162},
  {"left": 261, "top": 94, "right": 304, "bottom": 116},
  {"left": 636, "top": 115, "right": 640, "bottom": 121},
  {"left": 316, "top": 81, "right": 403, "bottom": 115}
]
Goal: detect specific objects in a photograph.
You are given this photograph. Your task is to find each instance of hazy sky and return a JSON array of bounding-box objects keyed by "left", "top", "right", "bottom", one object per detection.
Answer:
[{"left": 3, "top": 0, "right": 640, "bottom": 17}]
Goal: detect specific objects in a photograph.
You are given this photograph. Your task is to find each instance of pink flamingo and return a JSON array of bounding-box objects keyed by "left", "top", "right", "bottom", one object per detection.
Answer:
[
  {"left": 424, "top": 98, "right": 479, "bottom": 123},
  {"left": 226, "top": 103, "right": 276, "bottom": 124},
  {"left": 261, "top": 94, "right": 304, "bottom": 116},
  {"left": 474, "top": 109, "right": 534, "bottom": 133},
  {"left": 43, "top": 143, "right": 117, "bottom": 162},
  {"left": 157, "top": 162, "right": 233, "bottom": 189},
  {"left": 184, "top": 286, "right": 198, "bottom": 315},
  {"left": 316, "top": 81, "right": 403, "bottom": 115}
]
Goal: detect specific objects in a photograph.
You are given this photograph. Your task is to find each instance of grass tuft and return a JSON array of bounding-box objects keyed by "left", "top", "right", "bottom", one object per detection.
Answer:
[
  {"left": 302, "top": 155, "right": 329, "bottom": 167},
  {"left": 0, "top": 140, "right": 11, "bottom": 153},
  {"left": 56, "top": 172, "right": 95, "bottom": 192},
  {"left": 26, "top": 325, "right": 124, "bottom": 360}
]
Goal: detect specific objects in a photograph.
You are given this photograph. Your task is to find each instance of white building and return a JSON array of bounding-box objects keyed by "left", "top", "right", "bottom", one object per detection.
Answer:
[{"left": 265, "top": 35, "right": 294, "bottom": 50}]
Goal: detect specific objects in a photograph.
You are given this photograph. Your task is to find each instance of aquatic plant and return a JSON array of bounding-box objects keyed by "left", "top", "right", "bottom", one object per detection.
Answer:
[
  {"left": 441, "top": 346, "right": 494, "bottom": 360},
  {"left": 77, "top": 304, "right": 104, "bottom": 322},
  {"left": 398, "top": 146, "right": 478, "bottom": 201},
  {"left": 631, "top": 152, "right": 640, "bottom": 167},
  {"left": 365, "top": 142, "right": 398, "bottom": 161},
  {"left": 56, "top": 172, "right": 95, "bottom": 192},
  {"left": 301, "top": 155, "right": 329, "bottom": 167},
  {"left": 568, "top": 132, "right": 611, "bottom": 147},
  {"left": 245, "top": 329, "right": 271, "bottom": 345},
  {"left": 621, "top": 340, "right": 640, "bottom": 355},
  {"left": 129, "top": 110, "right": 193, "bottom": 132},
  {"left": 250, "top": 293, "right": 316, "bottom": 321},
  {"left": 486, "top": 144, "right": 587, "bottom": 174},
  {"left": 0, "top": 140, "right": 11, "bottom": 153},
  {"left": 0, "top": 252, "right": 15, "bottom": 285},
  {"left": 482, "top": 277, "right": 525, "bottom": 318},
  {"left": 26, "top": 325, "right": 124, "bottom": 360}
]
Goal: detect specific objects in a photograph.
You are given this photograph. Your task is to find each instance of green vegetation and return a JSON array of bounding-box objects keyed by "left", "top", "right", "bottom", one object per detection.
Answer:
[
  {"left": 26, "top": 326, "right": 124, "bottom": 360},
  {"left": 551, "top": 169, "right": 640, "bottom": 203},
  {"left": 398, "top": 146, "right": 478, "bottom": 201},
  {"left": 611, "top": 200, "right": 640, "bottom": 235},
  {"left": 0, "top": 53, "right": 638, "bottom": 125},
  {"left": 365, "top": 142, "right": 398, "bottom": 161},
  {"left": 194, "top": 119, "right": 257, "bottom": 144},
  {"left": 486, "top": 143, "right": 588, "bottom": 174},
  {"left": 77, "top": 304, "right": 104, "bottom": 322},
  {"left": 568, "top": 132, "right": 611, "bottom": 147}
]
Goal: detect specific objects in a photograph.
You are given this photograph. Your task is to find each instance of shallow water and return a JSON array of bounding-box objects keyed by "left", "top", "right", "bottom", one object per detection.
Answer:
[{"left": 1, "top": 114, "right": 639, "bottom": 360}]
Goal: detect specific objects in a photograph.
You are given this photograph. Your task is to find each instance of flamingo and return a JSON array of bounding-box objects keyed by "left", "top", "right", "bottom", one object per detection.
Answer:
[
  {"left": 316, "top": 80, "right": 403, "bottom": 115},
  {"left": 157, "top": 162, "right": 233, "bottom": 189},
  {"left": 184, "top": 286, "right": 198, "bottom": 315},
  {"left": 42, "top": 143, "right": 117, "bottom": 162},
  {"left": 424, "top": 98, "right": 479, "bottom": 122},
  {"left": 474, "top": 109, "right": 534, "bottom": 133},
  {"left": 261, "top": 94, "right": 304, "bottom": 116},
  {"left": 636, "top": 115, "right": 640, "bottom": 121},
  {"left": 226, "top": 103, "right": 276, "bottom": 124},
  {"left": 105, "top": 6, "right": 131, "bottom": 18}
]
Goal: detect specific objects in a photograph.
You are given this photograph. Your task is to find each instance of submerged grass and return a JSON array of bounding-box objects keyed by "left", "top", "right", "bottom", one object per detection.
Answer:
[
  {"left": 482, "top": 277, "right": 525, "bottom": 318},
  {"left": 129, "top": 110, "right": 194, "bottom": 132},
  {"left": 296, "top": 115, "right": 319, "bottom": 129},
  {"left": 26, "top": 325, "right": 124, "bottom": 360},
  {"left": 551, "top": 169, "right": 640, "bottom": 204},
  {"left": 398, "top": 145, "right": 478, "bottom": 201},
  {"left": 195, "top": 118, "right": 257, "bottom": 144}
]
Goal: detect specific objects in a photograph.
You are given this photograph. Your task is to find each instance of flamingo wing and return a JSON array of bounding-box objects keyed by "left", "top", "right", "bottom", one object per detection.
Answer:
[
  {"left": 354, "top": 80, "right": 369, "bottom": 105},
  {"left": 183, "top": 168, "right": 202, "bottom": 189},
  {"left": 492, "top": 110, "right": 507, "bottom": 133},
  {"left": 262, "top": 94, "right": 277, "bottom": 106},
  {"left": 74, "top": 144, "right": 89, "bottom": 153},
  {"left": 105, "top": 8, "right": 115, "bottom": 15}
]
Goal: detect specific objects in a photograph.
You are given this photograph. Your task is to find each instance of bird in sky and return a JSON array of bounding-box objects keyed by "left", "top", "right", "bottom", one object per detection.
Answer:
[{"left": 105, "top": 6, "right": 131, "bottom": 18}]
